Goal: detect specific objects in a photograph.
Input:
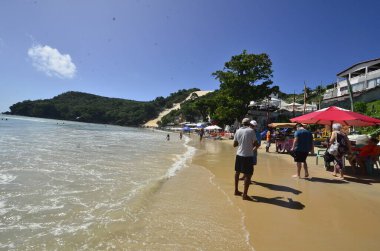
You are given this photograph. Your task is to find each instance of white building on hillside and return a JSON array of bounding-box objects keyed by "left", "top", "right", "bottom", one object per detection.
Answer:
[
  {"left": 249, "top": 94, "right": 317, "bottom": 113},
  {"left": 324, "top": 58, "right": 380, "bottom": 99}
]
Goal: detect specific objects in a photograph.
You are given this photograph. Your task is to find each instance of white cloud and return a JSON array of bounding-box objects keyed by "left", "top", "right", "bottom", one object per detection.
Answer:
[{"left": 28, "top": 45, "right": 76, "bottom": 79}]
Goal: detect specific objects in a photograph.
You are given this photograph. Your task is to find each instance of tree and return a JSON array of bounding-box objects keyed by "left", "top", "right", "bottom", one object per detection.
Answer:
[
  {"left": 314, "top": 84, "right": 326, "bottom": 109},
  {"left": 212, "top": 50, "right": 279, "bottom": 124},
  {"left": 354, "top": 102, "right": 367, "bottom": 114}
]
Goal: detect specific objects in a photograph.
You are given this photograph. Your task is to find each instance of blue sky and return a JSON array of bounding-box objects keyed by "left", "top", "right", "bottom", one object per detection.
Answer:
[{"left": 0, "top": 0, "right": 379, "bottom": 112}]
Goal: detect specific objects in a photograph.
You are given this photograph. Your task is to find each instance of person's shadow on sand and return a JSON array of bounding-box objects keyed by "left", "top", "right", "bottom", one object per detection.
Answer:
[
  {"left": 305, "top": 177, "right": 348, "bottom": 184},
  {"left": 343, "top": 176, "right": 380, "bottom": 185},
  {"left": 252, "top": 181, "right": 302, "bottom": 195},
  {"left": 247, "top": 196, "right": 305, "bottom": 210}
]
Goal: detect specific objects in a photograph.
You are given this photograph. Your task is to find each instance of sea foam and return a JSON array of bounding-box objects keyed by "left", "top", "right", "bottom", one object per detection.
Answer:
[
  {"left": 166, "top": 136, "right": 196, "bottom": 178},
  {"left": 0, "top": 173, "right": 16, "bottom": 184}
]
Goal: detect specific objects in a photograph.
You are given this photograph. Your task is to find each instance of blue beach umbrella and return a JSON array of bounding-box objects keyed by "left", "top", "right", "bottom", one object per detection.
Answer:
[{"left": 182, "top": 126, "right": 191, "bottom": 131}]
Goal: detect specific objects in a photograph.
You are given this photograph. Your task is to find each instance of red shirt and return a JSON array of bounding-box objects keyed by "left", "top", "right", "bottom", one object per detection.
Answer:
[{"left": 358, "top": 145, "right": 380, "bottom": 157}]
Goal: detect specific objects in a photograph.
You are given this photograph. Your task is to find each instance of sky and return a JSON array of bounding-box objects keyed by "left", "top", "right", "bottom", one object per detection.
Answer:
[{"left": 0, "top": 0, "right": 379, "bottom": 112}]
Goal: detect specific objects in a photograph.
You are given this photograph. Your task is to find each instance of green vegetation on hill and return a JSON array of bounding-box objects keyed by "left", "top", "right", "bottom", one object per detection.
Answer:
[
  {"left": 354, "top": 100, "right": 380, "bottom": 137},
  {"left": 8, "top": 89, "right": 199, "bottom": 126}
]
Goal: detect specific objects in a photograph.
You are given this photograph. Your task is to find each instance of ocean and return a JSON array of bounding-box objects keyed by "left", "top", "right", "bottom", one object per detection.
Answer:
[{"left": 0, "top": 115, "right": 253, "bottom": 250}]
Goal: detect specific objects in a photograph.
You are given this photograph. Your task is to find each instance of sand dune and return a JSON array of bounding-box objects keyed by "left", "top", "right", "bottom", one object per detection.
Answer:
[{"left": 143, "top": 91, "right": 212, "bottom": 128}]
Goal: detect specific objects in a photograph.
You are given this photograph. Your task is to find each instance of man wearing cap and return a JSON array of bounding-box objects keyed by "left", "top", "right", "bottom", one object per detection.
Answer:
[
  {"left": 240, "top": 120, "right": 261, "bottom": 181},
  {"left": 233, "top": 118, "right": 258, "bottom": 200},
  {"left": 290, "top": 123, "right": 314, "bottom": 178},
  {"left": 250, "top": 120, "right": 261, "bottom": 167}
]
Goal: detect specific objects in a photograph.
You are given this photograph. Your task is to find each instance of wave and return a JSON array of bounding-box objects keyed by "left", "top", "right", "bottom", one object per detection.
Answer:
[{"left": 166, "top": 136, "right": 196, "bottom": 178}]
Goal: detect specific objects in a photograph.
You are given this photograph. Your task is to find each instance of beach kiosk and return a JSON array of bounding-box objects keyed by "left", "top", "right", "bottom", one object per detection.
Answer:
[{"left": 268, "top": 123, "right": 297, "bottom": 153}]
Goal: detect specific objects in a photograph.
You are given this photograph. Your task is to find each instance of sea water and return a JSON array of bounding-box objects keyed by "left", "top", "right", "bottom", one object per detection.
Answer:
[
  {"left": 0, "top": 115, "right": 193, "bottom": 249},
  {"left": 0, "top": 115, "right": 253, "bottom": 250}
]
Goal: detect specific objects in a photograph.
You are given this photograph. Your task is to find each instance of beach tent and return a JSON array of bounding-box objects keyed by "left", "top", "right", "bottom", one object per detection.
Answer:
[
  {"left": 290, "top": 106, "right": 380, "bottom": 127},
  {"left": 204, "top": 125, "right": 222, "bottom": 130},
  {"left": 285, "top": 102, "right": 302, "bottom": 107}
]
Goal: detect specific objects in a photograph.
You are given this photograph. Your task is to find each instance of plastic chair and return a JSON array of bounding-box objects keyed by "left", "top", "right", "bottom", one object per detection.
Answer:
[{"left": 316, "top": 149, "right": 325, "bottom": 165}]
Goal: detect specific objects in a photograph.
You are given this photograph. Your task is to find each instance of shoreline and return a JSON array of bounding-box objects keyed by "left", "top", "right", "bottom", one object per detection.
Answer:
[{"left": 188, "top": 138, "right": 380, "bottom": 251}]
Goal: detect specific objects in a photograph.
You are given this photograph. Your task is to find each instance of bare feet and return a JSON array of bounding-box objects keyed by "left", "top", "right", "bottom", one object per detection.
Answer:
[
  {"left": 242, "top": 195, "right": 253, "bottom": 201},
  {"left": 234, "top": 191, "right": 243, "bottom": 196},
  {"left": 305, "top": 174, "right": 309, "bottom": 178},
  {"left": 292, "top": 174, "right": 300, "bottom": 178},
  {"left": 332, "top": 173, "right": 338, "bottom": 177}
]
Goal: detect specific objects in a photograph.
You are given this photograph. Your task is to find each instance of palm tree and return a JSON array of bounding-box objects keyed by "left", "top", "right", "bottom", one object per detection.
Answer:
[{"left": 314, "top": 84, "right": 326, "bottom": 109}]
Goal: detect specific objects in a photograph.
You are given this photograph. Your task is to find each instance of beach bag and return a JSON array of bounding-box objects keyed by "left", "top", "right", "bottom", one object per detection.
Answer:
[
  {"left": 327, "top": 138, "right": 339, "bottom": 156},
  {"left": 324, "top": 150, "right": 335, "bottom": 163}
]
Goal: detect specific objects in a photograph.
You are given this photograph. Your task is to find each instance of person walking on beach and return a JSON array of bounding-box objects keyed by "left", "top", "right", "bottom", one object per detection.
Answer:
[
  {"left": 290, "top": 123, "right": 314, "bottom": 178},
  {"left": 179, "top": 131, "right": 183, "bottom": 140},
  {"left": 233, "top": 118, "right": 258, "bottom": 200},
  {"left": 199, "top": 128, "right": 205, "bottom": 141},
  {"left": 329, "top": 123, "right": 352, "bottom": 179},
  {"left": 166, "top": 134, "right": 170, "bottom": 141},
  {"left": 265, "top": 129, "right": 271, "bottom": 152}
]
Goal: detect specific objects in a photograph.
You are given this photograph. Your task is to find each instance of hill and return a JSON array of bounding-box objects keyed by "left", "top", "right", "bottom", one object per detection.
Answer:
[{"left": 7, "top": 89, "right": 200, "bottom": 126}]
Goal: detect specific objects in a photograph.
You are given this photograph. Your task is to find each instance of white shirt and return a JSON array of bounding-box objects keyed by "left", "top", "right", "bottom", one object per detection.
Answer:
[{"left": 234, "top": 126, "right": 257, "bottom": 157}]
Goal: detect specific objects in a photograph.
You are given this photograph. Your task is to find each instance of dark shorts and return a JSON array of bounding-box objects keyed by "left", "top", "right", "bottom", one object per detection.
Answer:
[
  {"left": 293, "top": 151, "right": 309, "bottom": 163},
  {"left": 252, "top": 151, "right": 257, "bottom": 165},
  {"left": 235, "top": 155, "right": 254, "bottom": 175}
]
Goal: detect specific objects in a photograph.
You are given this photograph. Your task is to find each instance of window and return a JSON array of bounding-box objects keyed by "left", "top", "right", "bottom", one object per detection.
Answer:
[
  {"left": 368, "top": 79, "right": 376, "bottom": 89},
  {"left": 352, "top": 81, "right": 365, "bottom": 92}
]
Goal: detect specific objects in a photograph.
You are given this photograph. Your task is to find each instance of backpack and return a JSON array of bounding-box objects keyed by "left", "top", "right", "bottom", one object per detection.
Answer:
[{"left": 337, "top": 133, "right": 348, "bottom": 154}]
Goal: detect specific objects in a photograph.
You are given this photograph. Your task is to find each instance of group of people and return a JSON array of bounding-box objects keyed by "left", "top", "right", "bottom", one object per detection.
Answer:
[
  {"left": 233, "top": 118, "right": 362, "bottom": 200},
  {"left": 347, "top": 136, "right": 380, "bottom": 175}
]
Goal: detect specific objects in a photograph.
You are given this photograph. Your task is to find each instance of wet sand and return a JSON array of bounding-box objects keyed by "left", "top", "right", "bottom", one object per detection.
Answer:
[{"left": 190, "top": 139, "right": 380, "bottom": 251}]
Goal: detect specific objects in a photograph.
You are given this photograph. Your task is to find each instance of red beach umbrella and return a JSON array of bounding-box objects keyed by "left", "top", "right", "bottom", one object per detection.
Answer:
[{"left": 290, "top": 106, "right": 380, "bottom": 127}]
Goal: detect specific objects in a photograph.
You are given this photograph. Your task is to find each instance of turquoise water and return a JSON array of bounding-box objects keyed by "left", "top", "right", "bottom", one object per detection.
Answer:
[{"left": 0, "top": 115, "right": 194, "bottom": 250}]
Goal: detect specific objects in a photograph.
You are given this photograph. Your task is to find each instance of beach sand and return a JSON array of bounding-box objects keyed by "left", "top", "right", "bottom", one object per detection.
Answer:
[{"left": 187, "top": 138, "right": 380, "bottom": 251}]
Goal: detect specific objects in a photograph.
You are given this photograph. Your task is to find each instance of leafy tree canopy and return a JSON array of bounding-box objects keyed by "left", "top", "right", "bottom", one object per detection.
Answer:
[{"left": 211, "top": 50, "right": 279, "bottom": 124}]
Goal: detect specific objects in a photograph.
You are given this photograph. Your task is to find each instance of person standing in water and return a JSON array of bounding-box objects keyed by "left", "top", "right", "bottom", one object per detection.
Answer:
[
  {"left": 240, "top": 120, "right": 260, "bottom": 182},
  {"left": 233, "top": 118, "right": 258, "bottom": 200}
]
